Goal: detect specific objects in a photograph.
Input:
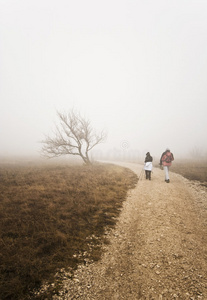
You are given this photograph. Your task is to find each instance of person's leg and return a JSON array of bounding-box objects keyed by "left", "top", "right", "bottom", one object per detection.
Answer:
[
  {"left": 145, "top": 170, "right": 148, "bottom": 179},
  {"left": 163, "top": 166, "right": 170, "bottom": 182},
  {"left": 149, "top": 171, "right": 151, "bottom": 180},
  {"left": 167, "top": 166, "right": 170, "bottom": 181}
]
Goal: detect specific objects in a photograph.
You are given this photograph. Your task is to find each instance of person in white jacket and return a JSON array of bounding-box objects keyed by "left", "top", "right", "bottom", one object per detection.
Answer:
[{"left": 144, "top": 152, "right": 153, "bottom": 180}]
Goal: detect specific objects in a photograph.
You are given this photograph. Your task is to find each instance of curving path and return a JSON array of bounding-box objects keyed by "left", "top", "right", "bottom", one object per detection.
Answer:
[{"left": 53, "top": 162, "right": 207, "bottom": 300}]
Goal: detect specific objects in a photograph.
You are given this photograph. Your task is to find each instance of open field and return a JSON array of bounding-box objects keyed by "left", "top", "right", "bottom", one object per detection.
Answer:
[
  {"left": 0, "top": 158, "right": 206, "bottom": 299},
  {"left": 170, "top": 159, "right": 207, "bottom": 186},
  {"left": 0, "top": 161, "right": 138, "bottom": 300}
]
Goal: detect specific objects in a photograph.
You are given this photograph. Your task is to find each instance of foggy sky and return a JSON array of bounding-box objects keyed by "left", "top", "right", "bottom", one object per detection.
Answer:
[{"left": 1, "top": 0, "right": 207, "bottom": 161}]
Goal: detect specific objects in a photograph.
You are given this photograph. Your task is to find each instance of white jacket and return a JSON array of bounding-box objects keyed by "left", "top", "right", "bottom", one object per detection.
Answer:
[{"left": 144, "top": 162, "right": 153, "bottom": 171}]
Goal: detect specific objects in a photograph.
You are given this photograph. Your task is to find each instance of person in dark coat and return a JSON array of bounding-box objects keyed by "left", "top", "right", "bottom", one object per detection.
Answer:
[{"left": 144, "top": 152, "right": 153, "bottom": 180}]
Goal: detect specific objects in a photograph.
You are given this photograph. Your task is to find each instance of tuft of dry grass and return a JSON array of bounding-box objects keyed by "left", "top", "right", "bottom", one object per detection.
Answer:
[{"left": 0, "top": 162, "right": 137, "bottom": 300}]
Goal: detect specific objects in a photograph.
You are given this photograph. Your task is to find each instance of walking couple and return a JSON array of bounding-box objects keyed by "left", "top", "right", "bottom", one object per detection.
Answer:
[{"left": 144, "top": 148, "right": 174, "bottom": 183}]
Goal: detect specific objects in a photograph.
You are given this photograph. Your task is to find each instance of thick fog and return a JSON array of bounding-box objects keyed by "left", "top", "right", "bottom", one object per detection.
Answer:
[{"left": 1, "top": 0, "right": 207, "bottom": 162}]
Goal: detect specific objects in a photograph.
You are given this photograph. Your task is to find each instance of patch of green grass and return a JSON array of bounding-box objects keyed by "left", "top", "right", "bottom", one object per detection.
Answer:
[{"left": 0, "top": 162, "right": 137, "bottom": 300}]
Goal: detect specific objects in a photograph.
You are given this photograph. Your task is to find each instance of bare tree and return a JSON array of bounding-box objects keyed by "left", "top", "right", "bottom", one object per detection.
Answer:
[{"left": 41, "top": 110, "right": 106, "bottom": 164}]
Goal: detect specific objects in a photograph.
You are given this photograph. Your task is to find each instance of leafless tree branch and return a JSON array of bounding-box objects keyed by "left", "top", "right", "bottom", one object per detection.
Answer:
[{"left": 41, "top": 109, "right": 107, "bottom": 164}]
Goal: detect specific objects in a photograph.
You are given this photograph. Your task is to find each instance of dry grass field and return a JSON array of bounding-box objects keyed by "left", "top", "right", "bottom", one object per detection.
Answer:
[
  {"left": 170, "top": 159, "right": 207, "bottom": 186},
  {"left": 1, "top": 158, "right": 206, "bottom": 299},
  {"left": 0, "top": 161, "right": 138, "bottom": 300}
]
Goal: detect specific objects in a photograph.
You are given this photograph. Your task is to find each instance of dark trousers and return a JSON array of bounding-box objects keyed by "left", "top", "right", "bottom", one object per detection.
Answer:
[{"left": 145, "top": 170, "right": 151, "bottom": 180}]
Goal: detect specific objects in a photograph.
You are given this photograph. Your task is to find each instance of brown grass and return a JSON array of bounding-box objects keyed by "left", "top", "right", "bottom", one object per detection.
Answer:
[
  {"left": 170, "top": 159, "right": 207, "bottom": 186},
  {"left": 0, "top": 161, "right": 137, "bottom": 300}
]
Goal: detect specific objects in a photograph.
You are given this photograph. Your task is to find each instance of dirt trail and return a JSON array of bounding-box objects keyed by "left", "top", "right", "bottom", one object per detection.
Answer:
[{"left": 54, "top": 162, "right": 207, "bottom": 300}]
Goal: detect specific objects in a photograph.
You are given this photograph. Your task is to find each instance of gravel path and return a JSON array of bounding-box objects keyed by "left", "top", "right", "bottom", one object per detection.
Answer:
[{"left": 53, "top": 162, "right": 207, "bottom": 300}]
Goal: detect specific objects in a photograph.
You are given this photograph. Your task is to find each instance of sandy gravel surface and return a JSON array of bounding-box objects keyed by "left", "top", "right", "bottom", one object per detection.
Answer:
[{"left": 53, "top": 162, "right": 207, "bottom": 300}]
